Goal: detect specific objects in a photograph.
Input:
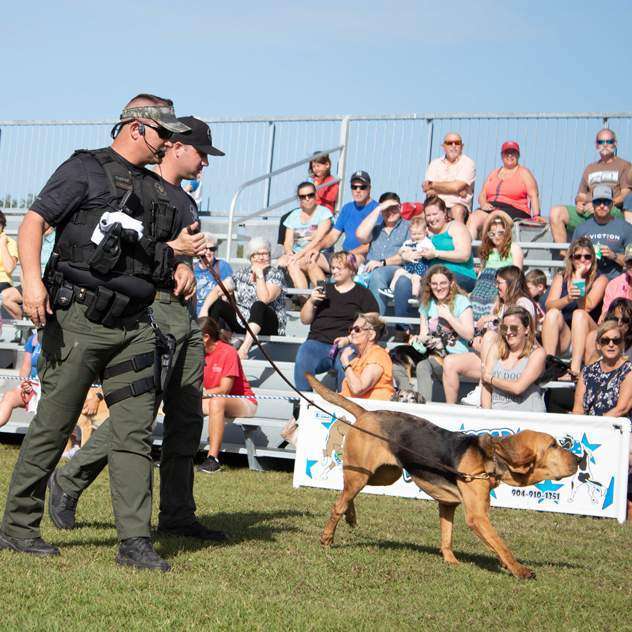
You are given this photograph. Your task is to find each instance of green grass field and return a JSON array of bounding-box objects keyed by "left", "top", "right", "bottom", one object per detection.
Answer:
[{"left": 0, "top": 442, "right": 630, "bottom": 631}]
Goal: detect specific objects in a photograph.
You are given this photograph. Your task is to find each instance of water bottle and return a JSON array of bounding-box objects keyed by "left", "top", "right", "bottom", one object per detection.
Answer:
[{"left": 354, "top": 263, "right": 370, "bottom": 288}]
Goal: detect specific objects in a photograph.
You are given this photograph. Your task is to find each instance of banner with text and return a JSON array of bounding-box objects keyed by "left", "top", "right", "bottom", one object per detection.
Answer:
[{"left": 293, "top": 398, "right": 630, "bottom": 523}]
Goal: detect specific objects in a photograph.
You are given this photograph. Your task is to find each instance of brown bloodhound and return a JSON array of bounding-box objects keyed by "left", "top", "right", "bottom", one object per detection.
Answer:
[{"left": 306, "top": 374, "right": 578, "bottom": 579}]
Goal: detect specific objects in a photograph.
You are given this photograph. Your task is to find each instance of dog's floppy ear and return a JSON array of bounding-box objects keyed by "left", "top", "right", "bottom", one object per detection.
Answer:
[
  {"left": 477, "top": 433, "right": 497, "bottom": 459},
  {"left": 495, "top": 432, "right": 536, "bottom": 474}
]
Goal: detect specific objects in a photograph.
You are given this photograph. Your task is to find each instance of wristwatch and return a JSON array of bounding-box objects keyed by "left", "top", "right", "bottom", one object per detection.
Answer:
[{"left": 381, "top": 259, "right": 386, "bottom": 267}]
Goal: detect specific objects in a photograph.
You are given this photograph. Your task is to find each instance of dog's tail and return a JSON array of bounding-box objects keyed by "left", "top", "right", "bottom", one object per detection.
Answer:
[{"left": 305, "top": 373, "right": 367, "bottom": 420}]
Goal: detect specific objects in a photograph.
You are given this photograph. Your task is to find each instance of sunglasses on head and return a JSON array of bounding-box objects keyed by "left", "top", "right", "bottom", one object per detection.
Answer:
[
  {"left": 572, "top": 253, "right": 593, "bottom": 261},
  {"left": 444, "top": 140, "right": 462, "bottom": 146},
  {"left": 500, "top": 324, "right": 521, "bottom": 336},
  {"left": 596, "top": 139, "right": 615, "bottom": 145},
  {"left": 599, "top": 335, "right": 622, "bottom": 346},
  {"left": 351, "top": 184, "right": 368, "bottom": 191},
  {"left": 298, "top": 192, "right": 316, "bottom": 200}
]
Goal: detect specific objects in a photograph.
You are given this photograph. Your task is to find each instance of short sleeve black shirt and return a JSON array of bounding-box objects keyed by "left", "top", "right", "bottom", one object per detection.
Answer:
[{"left": 308, "top": 283, "right": 379, "bottom": 344}]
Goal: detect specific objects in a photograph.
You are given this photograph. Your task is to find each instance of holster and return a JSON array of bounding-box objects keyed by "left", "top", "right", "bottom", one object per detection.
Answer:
[
  {"left": 154, "top": 326, "right": 177, "bottom": 394},
  {"left": 90, "top": 222, "right": 123, "bottom": 274}
]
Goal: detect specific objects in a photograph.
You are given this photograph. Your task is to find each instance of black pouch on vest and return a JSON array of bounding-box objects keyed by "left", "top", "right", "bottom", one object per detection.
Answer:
[
  {"left": 53, "top": 284, "right": 75, "bottom": 310},
  {"left": 90, "top": 222, "right": 123, "bottom": 274},
  {"left": 85, "top": 286, "right": 114, "bottom": 323},
  {"left": 101, "top": 293, "right": 131, "bottom": 328}
]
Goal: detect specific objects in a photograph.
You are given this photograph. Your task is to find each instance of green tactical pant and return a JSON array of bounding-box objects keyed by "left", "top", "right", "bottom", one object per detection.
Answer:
[
  {"left": 56, "top": 292, "right": 204, "bottom": 530},
  {"left": 2, "top": 302, "right": 156, "bottom": 541}
]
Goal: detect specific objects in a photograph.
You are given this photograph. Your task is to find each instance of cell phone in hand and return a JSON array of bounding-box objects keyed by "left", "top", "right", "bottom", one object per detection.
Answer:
[{"left": 316, "top": 280, "right": 326, "bottom": 291}]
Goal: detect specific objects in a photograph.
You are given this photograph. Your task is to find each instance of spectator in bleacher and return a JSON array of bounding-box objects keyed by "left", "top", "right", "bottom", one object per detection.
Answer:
[
  {"left": 542, "top": 237, "right": 608, "bottom": 380},
  {"left": 411, "top": 265, "right": 474, "bottom": 403},
  {"left": 450, "top": 265, "right": 537, "bottom": 406},
  {"left": 572, "top": 185, "right": 632, "bottom": 281},
  {"left": 355, "top": 192, "right": 415, "bottom": 321},
  {"left": 309, "top": 151, "right": 339, "bottom": 213},
  {"left": 423, "top": 132, "right": 476, "bottom": 223},
  {"left": 0, "top": 331, "right": 40, "bottom": 429},
  {"left": 199, "top": 316, "right": 258, "bottom": 474},
  {"left": 481, "top": 306, "right": 546, "bottom": 411},
  {"left": 294, "top": 251, "right": 379, "bottom": 391},
  {"left": 209, "top": 237, "right": 286, "bottom": 359},
  {"left": 470, "top": 211, "right": 524, "bottom": 320},
  {"left": 339, "top": 312, "right": 394, "bottom": 400},
  {"left": 421, "top": 195, "right": 476, "bottom": 292},
  {"left": 277, "top": 181, "right": 332, "bottom": 289},
  {"left": 1, "top": 226, "right": 54, "bottom": 320},
  {"left": 549, "top": 129, "right": 632, "bottom": 245},
  {"left": 467, "top": 141, "right": 540, "bottom": 239},
  {"left": 194, "top": 234, "right": 233, "bottom": 317},
  {"left": 600, "top": 245, "right": 632, "bottom": 319},
  {"left": 573, "top": 319, "right": 632, "bottom": 419},
  {"left": 0, "top": 211, "right": 18, "bottom": 293},
  {"left": 586, "top": 298, "right": 632, "bottom": 364},
  {"left": 318, "top": 170, "right": 378, "bottom": 261},
  {"left": 525, "top": 268, "right": 549, "bottom": 314}
]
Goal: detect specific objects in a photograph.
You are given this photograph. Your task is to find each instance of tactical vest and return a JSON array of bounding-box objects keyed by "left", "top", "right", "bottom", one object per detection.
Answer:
[{"left": 54, "top": 147, "right": 178, "bottom": 283}]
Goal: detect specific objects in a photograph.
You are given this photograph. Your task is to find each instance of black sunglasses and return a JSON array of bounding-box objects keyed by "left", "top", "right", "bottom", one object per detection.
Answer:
[
  {"left": 572, "top": 253, "right": 593, "bottom": 261},
  {"left": 144, "top": 122, "right": 173, "bottom": 140},
  {"left": 599, "top": 336, "right": 622, "bottom": 346},
  {"left": 206, "top": 245, "right": 218, "bottom": 252},
  {"left": 298, "top": 192, "right": 316, "bottom": 200},
  {"left": 351, "top": 184, "right": 368, "bottom": 190},
  {"left": 596, "top": 139, "right": 615, "bottom": 145},
  {"left": 348, "top": 325, "right": 372, "bottom": 334},
  {"left": 499, "top": 324, "right": 521, "bottom": 336}
]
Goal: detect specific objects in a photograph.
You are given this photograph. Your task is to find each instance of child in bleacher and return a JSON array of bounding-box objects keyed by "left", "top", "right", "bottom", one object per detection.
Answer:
[
  {"left": 526, "top": 268, "right": 548, "bottom": 314},
  {"left": 379, "top": 215, "right": 432, "bottom": 301}
]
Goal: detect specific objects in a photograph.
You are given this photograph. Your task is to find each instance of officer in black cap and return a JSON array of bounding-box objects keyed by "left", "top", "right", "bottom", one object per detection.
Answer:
[
  {"left": 48, "top": 117, "right": 227, "bottom": 543},
  {"left": 0, "top": 94, "right": 202, "bottom": 572}
]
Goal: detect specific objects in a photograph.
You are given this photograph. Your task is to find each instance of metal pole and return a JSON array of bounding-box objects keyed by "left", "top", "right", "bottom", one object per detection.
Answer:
[
  {"left": 425, "top": 118, "right": 434, "bottom": 166},
  {"left": 336, "top": 116, "right": 351, "bottom": 211},
  {"left": 263, "top": 121, "right": 276, "bottom": 208}
]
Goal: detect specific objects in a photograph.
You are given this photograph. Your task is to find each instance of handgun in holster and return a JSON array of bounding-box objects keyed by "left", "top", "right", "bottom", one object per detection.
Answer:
[{"left": 154, "top": 327, "right": 177, "bottom": 394}]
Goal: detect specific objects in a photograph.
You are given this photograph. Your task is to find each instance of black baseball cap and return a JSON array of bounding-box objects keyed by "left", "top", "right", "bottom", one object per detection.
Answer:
[
  {"left": 170, "top": 116, "right": 225, "bottom": 156},
  {"left": 350, "top": 170, "right": 371, "bottom": 185}
]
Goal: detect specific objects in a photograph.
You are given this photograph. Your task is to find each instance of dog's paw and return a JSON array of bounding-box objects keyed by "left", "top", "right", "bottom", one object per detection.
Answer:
[
  {"left": 320, "top": 533, "right": 334, "bottom": 546},
  {"left": 512, "top": 564, "right": 536, "bottom": 580},
  {"left": 441, "top": 549, "right": 459, "bottom": 565}
]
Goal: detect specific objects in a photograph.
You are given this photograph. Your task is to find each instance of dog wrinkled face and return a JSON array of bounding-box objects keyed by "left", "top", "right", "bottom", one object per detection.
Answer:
[
  {"left": 392, "top": 389, "right": 424, "bottom": 404},
  {"left": 480, "top": 430, "right": 578, "bottom": 487}
]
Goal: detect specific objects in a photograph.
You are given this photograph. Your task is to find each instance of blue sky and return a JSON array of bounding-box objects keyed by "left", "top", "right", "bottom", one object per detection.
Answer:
[{"left": 2, "top": 0, "right": 631, "bottom": 120}]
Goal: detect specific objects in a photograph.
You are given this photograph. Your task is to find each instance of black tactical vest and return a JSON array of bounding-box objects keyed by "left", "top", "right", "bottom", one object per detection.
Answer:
[{"left": 54, "top": 147, "right": 178, "bottom": 282}]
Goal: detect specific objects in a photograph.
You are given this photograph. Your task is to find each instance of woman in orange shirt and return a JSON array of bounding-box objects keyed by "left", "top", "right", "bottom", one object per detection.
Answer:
[{"left": 339, "top": 312, "right": 394, "bottom": 400}]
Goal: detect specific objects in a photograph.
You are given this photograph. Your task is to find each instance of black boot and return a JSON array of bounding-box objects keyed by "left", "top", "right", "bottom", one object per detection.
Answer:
[
  {"left": 0, "top": 531, "right": 60, "bottom": 556},
  {"left": 116, "top": 537, "right": 171, "bottom": 572},
  {"left": 47, "top": 470, "right": 79, "bottom": 530},
  {"left": 157, "top": 521, "right": 228, "bottom": 542}
]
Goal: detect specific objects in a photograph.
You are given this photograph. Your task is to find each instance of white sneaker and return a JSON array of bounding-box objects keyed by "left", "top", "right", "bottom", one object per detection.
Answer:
[
  {"left": 378, "top": 288, "right": 394, "bottom": 299},
  {"left": 460, "top": 385, "right": 481, "bottom": 406},
  {"left": 408, "top": 298, "right": 419, "bottom": 307}
]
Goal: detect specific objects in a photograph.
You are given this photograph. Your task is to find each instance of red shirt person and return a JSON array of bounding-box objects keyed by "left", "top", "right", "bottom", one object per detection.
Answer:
[
  {"left": 199, "top": 317, "right": 258, "bottom": 474},
  {"left": 309, "top": 152, "right": 339, "bottom": 213}
]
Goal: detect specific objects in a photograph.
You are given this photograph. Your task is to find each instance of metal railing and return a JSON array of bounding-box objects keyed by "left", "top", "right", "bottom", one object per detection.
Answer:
[{"left": 2, "top": 112, "right": 632, "bottom": 223}]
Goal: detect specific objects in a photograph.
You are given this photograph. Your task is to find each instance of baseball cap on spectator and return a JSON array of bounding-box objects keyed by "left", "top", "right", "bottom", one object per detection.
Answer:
[
  {"left": 170, "top": 116, "right": 225, "bottom": 156},
  {"left": 400, "top": 202, "right": 424, "bottom": 220},
  {"left": 624, "top": 244, "right": 632, "bottom": 262},
  {"left": 350, "top": 170, "right": 371, "bottom": 185},
  {"left": 501, "top": 141, "right": 520, "bottom": 154},
  {"left": 592, "top": 184, "right": 613, "bottom": 202}
]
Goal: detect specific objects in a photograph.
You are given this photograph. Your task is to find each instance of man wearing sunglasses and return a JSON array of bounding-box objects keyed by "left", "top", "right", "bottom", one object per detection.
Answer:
[
  {"left": 318, "top": 171, "right": 378, "bottom": 261},
  {"left": 572, "top": 185, "right": 632, "bottom": 281},
  {"left": 423, "top": 133, "right": 476, "bottom": 224},
  {"left": 48, "top": 117, "right": 228, "bottom": 553},
  {"left": 550, "top": 129, "right": 632, "bottom": 245},
  {"left": 0, "top": 94, "right": 199, "bottom": 572}
]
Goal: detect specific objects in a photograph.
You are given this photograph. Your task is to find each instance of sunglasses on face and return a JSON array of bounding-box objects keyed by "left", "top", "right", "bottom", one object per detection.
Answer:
[
  {"left": 487, "top": 229, "right": 506, "bottom": 238},
  {"left": 599, "top": 336, "right": 622, "bottom": 346},
  {"left": 593, "top": 199, "right": 612, "bottom": 207},
  {"left": 348, "top": 325, "right": 372, "bottom": 334},
  {"left": 351, "top": 184, "right": 368, "bottom": 191},
  {"left": 443, "top": 140, "right": 462, "bottom": 146},
  {"left": 143, "top": 122, "right": 173, "bottom": 140},
  {"left": 298, "top": 192, "right": 316, "bottom": 200},
  {"left": 206, "top": 245, "right": 218, "bottom": 252},
  {"left": 500, "top": 324, "right": 521, "bottom": 336},
  {"left": 596, "top": 139, "right": 615, "bottom": 145},
  {"left": 572, "top": 253, "right": 593, "bottom": 261}
]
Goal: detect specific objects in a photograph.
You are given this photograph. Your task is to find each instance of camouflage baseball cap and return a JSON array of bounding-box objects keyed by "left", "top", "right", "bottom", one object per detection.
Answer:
[{"left": 119, "top": 105, "right": 190, "bottom": 133}]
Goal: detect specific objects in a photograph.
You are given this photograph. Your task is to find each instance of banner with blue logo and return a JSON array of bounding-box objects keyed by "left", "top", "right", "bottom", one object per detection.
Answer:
[{"left": 293, "top": 398, "right": 630, "bottom": 523}]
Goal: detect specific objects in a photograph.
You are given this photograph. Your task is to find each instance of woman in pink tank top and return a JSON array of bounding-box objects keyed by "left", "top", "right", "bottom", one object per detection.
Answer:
[{"left": 467, "top": 141, "right": 541, "bottom": 239}]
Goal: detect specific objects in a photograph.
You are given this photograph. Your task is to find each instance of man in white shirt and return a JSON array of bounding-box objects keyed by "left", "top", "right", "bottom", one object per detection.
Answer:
[{"left": 423, "top": 133, "right": 476, "bottom": 223}]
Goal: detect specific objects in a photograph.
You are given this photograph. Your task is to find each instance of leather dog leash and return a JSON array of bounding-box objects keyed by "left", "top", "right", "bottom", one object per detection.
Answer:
[{"left": 207, "top": 267, "right": 495, "bottom": 482}]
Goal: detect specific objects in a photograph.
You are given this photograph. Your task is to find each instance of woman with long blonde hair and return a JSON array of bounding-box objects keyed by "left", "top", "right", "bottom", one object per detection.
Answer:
[{"left": 542, "top": 237, "right": 608, "bottom": 379}]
